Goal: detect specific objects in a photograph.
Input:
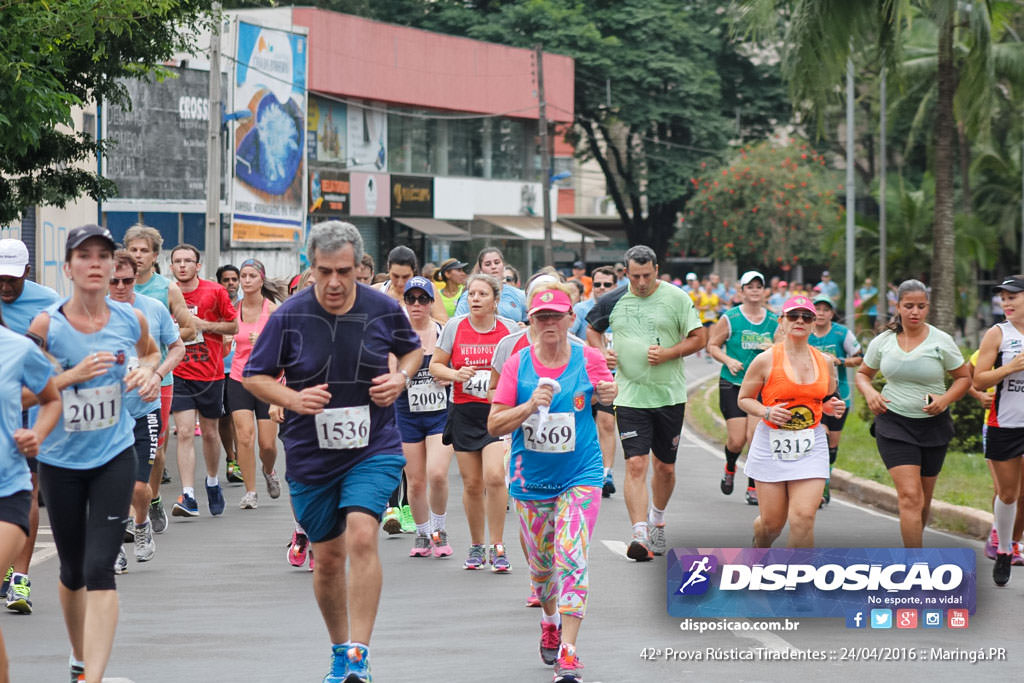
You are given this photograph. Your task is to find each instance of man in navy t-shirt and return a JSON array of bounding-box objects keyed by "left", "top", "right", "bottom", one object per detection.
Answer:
[{"left": 244, "top": 221, "right": 422, "bottom": 683}]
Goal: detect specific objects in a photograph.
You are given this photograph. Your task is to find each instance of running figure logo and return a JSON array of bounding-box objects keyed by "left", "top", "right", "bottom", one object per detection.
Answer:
[{"left": 676, "top": 554, "right": 718, "bottom": 596}]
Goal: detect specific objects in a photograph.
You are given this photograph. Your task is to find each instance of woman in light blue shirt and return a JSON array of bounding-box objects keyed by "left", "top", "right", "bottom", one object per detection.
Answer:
[
  {"left": 0, "top": 313, "right": 60, "bottom": 681},
  {"left": 27, "top": 224, "right": 160, "bottom": 683}
]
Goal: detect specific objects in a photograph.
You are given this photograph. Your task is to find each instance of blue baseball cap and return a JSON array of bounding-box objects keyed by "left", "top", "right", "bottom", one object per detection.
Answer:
[{"left": 404, "top": 276, "right": 435, "bottom": 298}]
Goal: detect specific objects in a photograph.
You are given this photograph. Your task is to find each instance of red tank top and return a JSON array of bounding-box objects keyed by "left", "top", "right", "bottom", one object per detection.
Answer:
[
  {"left": 760, "top": 344, "right": 831, "bottom": 429},
  {"left": 450, "top": 316, "right": 514, "bottom": 404}
]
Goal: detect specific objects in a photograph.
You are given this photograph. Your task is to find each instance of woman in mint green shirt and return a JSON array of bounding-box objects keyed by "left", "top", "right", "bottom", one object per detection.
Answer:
[{"left": 855, "top": 279, "right": 970, "bottom": 548}]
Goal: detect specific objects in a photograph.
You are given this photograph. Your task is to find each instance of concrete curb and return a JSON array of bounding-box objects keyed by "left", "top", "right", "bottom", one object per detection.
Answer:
[{"left": 689, "top": 374, "right": 992, "bottom": 540}]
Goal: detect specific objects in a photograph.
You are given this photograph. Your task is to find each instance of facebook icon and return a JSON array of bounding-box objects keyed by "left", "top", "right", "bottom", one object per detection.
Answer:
[{"left": 846, "top": 611, "right": 866, "bottom": 629}]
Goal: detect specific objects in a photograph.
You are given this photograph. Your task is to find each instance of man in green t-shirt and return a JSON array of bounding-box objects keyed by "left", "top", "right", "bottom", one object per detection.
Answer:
[{"left": 607, "top": 245, "right": 705, "bottom": 561}]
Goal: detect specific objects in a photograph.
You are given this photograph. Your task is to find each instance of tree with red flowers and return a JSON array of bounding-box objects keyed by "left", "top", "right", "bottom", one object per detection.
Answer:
[{"left": 677, "top": 139, "right": 843, "bottom": 269}]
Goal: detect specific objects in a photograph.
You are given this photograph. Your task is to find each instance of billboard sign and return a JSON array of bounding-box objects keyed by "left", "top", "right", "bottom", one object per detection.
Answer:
[{"left": 230, "top": 21, "right": 307, "bottom": 244}]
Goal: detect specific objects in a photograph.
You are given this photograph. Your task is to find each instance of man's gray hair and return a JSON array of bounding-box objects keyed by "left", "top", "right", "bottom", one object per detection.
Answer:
[
  {"left": 307, "top": 221, "right": 364, "bottom": 265},
  {"left": 624, "top": 245, "right": 657, "bottom": 267}
]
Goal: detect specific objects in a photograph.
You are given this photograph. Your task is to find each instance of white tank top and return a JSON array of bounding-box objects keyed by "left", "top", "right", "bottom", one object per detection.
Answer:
[{"left": 989, "top": 320, "right": 1024, "bottom": 428}]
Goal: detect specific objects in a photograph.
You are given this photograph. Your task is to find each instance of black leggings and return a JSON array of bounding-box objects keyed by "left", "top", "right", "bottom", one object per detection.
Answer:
[{"left": 38, "top": 448, "right": 136, "bottom": 591}]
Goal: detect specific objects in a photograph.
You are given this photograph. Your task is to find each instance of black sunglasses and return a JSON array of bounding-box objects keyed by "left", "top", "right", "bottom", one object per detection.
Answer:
[
  {"left": 110, "top": 277, "right": 136, "bottom": 286},
  {"left": 593, "top": 281, "right": 614, "bottom": 289},
  {"left": 784, "top": 311, "right": 815, "bottom": 323},
  {"left": 404, "top": 294, "right": 432, "bottom": 305},
  {"left": 504, "top": 276, "right": 516, "bottom": 283}
]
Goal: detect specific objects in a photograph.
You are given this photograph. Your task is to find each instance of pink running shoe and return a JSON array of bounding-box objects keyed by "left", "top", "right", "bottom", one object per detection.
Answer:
[
  {"left": 308, "top": 548, "right": 315, "bottom": 572},
  {"left": 539, "top": 622, "right": 561, "bottom": 665},
  {"left": 1013, "top": 542, "right": 1024, "bottom": 567},
  {"left": 985, "top": 527, "right": 999, "bottom": 561},
  {"left": 430, "top": 530, "right": 452, "bottom": 558},
  {"left": 409, "top": 534, "right": 432, "bottom": 558},
  {"left": 288, "top": 530, "right": 309, "bottom": 567}
]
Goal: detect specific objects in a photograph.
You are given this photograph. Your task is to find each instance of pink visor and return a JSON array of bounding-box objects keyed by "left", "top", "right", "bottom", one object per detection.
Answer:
[
  {"left": 528, "top": 289, "right": 572, "bottom": 316},
  {"left": 782, "top": 295, "right": 815, "bottom": 316}
]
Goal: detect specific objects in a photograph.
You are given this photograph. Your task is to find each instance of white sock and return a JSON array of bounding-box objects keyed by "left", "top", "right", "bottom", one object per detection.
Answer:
[
  {"left": 604, "top": 467, "right": 612, "bottom": 477},
  {"left": 416, "top": 522, "right": 431, "bottom": 537},
  {"left": 69, "top": 654, "right": 84, "bottom": 669},
  {"left": 632, "top": 521, "right": 648, "bottom": 537},
  {"left": 994, "top": 498, "right": 1016, "bottom": 554},
  {"left": 648, "top": 505, "right": 665, "bottom": 526},
  {"left": 430, "top": 512, "right": 447, "bottom": 533},
  {"left": 206, "top": 475, "right": 219, "bottom": 487},
  {"left": 541, "top": 611, "right": 560, "bottom": 626},
  {"left": 348, "top": 642, "right": 369, "bottom": 656},
  {"left": 183, "top": 487, "right": 195, "bottom": 498}
]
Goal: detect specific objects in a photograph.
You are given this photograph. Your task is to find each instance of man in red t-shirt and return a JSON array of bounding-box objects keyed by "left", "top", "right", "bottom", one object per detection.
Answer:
[{"left": 168, "top": 244, "right": 238, "bottom": 518}]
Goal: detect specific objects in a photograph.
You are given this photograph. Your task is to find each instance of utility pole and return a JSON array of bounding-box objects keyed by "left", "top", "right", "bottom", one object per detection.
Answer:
[
  {"left": 879, "top": 69, "right": 888, "bottom": 327},
  {"left": 845, "top": 57, "right": 856, "bottom": 334},
  {"left": 536, "top": 44, "right": 553, "bottom": 267},
  {"left": 205, "top": 2, "right": 223, "bottom": 278}
]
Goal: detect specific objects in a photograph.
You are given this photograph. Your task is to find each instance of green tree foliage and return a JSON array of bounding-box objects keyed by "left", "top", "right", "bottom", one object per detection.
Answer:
[
  {"left": 240, "top": 0, "right": 790, "bottom": 261},
  {"left": 736, "top": 0, "right": 1024, "bottom": 333},
  {"left": 0, "top": 0, "right": 213, "bottom": 223},
  {"left": 679, "top": 139, "right": 843, "bottom": 268}
]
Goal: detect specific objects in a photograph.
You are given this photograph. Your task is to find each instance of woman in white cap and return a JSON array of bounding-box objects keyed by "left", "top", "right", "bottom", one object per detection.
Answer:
[
  {"left": 738, "top": 295, "right": 845, "bottom": 548},
  {"left": 489, "top": 283, "right": 616, "bottom": 683},
  {"left": 28, "top": 224, "right": 161, "bottom": 682},
  {"left": 706, "top": 270, "right": 778, "bottom": 505}
]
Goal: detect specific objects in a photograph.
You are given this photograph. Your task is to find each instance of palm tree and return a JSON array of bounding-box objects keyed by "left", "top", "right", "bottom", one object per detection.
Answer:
[{"left": 736, "top": 0, "right": 1021, "bottom": 332}]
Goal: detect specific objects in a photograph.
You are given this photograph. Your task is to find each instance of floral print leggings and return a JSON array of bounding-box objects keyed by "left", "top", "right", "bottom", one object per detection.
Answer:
[{"left": 514, "top": 485, "right": 601, "bottom": 619}]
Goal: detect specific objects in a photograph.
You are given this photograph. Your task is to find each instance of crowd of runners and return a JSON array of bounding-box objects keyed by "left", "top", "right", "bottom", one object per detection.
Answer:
[{"left": 0, "top": 221, "right": 1021, "bottom": 683}]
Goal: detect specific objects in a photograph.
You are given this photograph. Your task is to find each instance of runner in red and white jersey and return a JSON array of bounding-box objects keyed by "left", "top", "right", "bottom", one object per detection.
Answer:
[{"left": 430, "top": 274, "right": 516, "bottom": 571}]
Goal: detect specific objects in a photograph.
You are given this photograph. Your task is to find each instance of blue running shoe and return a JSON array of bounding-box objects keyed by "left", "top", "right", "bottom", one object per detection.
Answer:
[
  {"left": 171, "top": 493, "right": 199, "bottom": 517},
  {"left": 602, "top": 471, "right": 616, "bottom": 497},
  {"left": 322, "top": 644, "right": 347, "bottom": 683},
  {"left": 344, "top": 644, "right": 371, "bottom": 683},
  {"left": 206, "top": 483, "right": 225, "bottom": 516}
]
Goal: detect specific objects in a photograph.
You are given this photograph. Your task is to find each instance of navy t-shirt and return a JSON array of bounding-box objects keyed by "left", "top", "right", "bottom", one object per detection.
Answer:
[{"left": 244, "top": 284, "right": 420, "bottom": 485}]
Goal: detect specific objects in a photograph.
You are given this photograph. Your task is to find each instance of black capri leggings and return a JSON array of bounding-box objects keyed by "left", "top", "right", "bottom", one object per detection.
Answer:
[{"left": 38, "top": 448, "right": 136, "bottom": 591}]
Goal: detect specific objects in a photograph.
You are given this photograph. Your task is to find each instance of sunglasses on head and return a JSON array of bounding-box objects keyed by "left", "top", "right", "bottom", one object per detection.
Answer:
[
  {"left": 110, "top": 277, "right": 136, "bottom": 286},
  {"left": 784, "top": 311, "right": 815, "bottom": 323},
  {"left": 404, "top": 294, "right": 432, "bottom": 305}
]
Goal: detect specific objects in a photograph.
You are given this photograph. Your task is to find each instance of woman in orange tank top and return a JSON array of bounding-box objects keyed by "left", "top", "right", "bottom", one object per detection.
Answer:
[{"left": 738, "top": 295, "right": 846, "bottom": 548}]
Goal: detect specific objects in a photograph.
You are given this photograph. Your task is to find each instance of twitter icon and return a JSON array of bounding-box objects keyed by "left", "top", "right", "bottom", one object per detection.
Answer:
[{"left": 870, "top": 609, "right": 892, "bottom": 629}]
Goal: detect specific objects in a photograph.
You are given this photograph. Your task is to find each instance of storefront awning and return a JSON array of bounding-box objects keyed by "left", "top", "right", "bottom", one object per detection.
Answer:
[
  {"left": 394, "top": 217, "right": 471, "bottom": 241},
  {"left": 475, "top": 215, "right": 609, "bottom": 244}
]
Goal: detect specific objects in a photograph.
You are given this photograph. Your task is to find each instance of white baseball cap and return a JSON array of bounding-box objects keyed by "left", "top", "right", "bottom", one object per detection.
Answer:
[
  {"left": 739, "top": 270, "right": 765, "bottom": 287},
  {"left": 0, "top": 239, "right": 29, "bottom": 278},
  {"left": 686, "top": 272, "right": 698, "bottom": 281}
]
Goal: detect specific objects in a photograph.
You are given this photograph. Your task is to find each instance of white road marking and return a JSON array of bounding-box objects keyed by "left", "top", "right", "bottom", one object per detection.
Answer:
[{"left": 601, "top": 539, "right": 629, "bottom": 559}]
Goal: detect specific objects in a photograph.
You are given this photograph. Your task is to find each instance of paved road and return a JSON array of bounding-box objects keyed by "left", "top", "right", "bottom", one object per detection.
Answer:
[{"left": 4, "top": 358, "right": 1016, "bottom": 682}]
